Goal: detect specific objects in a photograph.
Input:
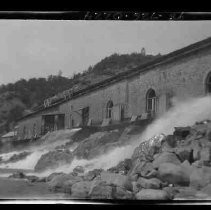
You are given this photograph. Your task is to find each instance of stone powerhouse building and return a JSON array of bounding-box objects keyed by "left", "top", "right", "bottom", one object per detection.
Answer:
[{"left": 16, "top": 37, "right": 211, "bottom": 140}]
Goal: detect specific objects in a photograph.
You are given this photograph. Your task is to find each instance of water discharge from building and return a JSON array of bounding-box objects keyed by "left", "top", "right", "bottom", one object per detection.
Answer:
[{"left": 1, "top": 96, "right": 211, "bottom": 177}]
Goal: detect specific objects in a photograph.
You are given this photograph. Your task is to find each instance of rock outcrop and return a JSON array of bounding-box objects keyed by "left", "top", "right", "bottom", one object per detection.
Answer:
[{"left": 34, "top": 149, "right": 74, "bottom": 172}]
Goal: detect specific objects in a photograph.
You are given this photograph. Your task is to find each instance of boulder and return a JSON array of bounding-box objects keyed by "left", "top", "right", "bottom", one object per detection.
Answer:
[
  {"left": 83, "top": 169, "right": 103, "bottom": 181},
  {"left": 131, "top": 134, "right": 166, "bottom": 161},
  {"left": 113, "top": 186, "right": 134, "bottom": 200},
  {"left": 48, "top": 174, "right": 73, "bottom": 192},
  {"left": 129, "top": 159, "right": 157, "bottom": 178},
  {"left": 162, "top": 187, "right": 180, "bottom": 199},
  {"left": 137, "top": 177, "right": 162, "bottom": 189},
  {"left": 107, "top": 159, "right": 132, "bottom": 175},
  {"left": 100, "top": 171, "right": 130, "bottom": 189},
  {"left": 135, "top": 189, "right": 171, "bottom": 200},
  {"left": 164, "top": 135, "right": 177, "bottom": 148},
  {"left": 173, "top": 186, "right": 199, "bottom": 200},
  {"left": 89, "top": 182, "right": 113, "bottom": 199},
  {"left": 63, "top": 176, "right": 84, "bottom": 193},
  {"left": 152, "top": 152, "right": 181, "bottom": 169},
  {"left": 9, "top": 171, "right": 26, "bottom": 179},
  {"left": 70, "top": 181, "right": 92, "bottom": 198},
  {"left": 158, "top": 163, "right": 190, "bottom": 186},
  {"left": 25, "top": 175, "right": 40, "bottom": 183},
  {"left": 34, "top": 149, "right": 74, "bottom": 172},
  {"left": 173, "top": 127, "right": 191, "bottom": 139},
  {"left": 189, "top": 166, "right": 211, "bottom": 190},
  {"left": 180, "top": 160, "right": 195, "bottom": 176},
  {"left": 175, "top": 146, "right": 193, "bottom": 163},
  {"left": 46, "top": 172, "right": 66, "bottom": 182}
]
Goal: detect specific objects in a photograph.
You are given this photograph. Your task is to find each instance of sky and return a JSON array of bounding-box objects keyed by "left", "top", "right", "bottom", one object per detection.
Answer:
[{"left": 0, "top": 20, "right": 211, "bottom": 85}]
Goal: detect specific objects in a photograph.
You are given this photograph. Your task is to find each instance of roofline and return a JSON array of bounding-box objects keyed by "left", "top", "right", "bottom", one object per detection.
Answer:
[{"left": 17, "top": 36, "right": 211, "bottom": 122}]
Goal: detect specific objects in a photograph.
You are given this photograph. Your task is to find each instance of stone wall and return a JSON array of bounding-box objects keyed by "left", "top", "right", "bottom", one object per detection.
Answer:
[
  {"left": 60, "top": 80, "right": 128, "bottom": 127},
  {"left": 127, "top": 47, "right": 211, "bottom": 117}
]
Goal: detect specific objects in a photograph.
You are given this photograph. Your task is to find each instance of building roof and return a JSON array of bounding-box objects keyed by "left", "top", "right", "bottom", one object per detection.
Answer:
[{"left": 17, "top": 36, "right": 211, "bottom": 122}]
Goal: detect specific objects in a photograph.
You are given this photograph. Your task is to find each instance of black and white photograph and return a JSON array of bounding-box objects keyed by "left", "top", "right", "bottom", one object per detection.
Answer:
[{"left": 1, "top": 11, "right": 211, "bottom": 204}]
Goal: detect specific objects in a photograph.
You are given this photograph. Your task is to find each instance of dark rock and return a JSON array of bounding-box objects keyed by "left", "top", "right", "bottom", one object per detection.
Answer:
[
  {"left": 175, "top": 146, "right": 193, "bottom": 163},
  {"left": 25, "top": 175, "right": 40, "bottom": 182},
  {"left": 9, "top": 171, "right": 26, "bottom": 179},
  {"left": 158, "top": 163, "right": 190, "bottom": 186},
  {"left": 107, "top": 159, "right": 132, "bottom": 175},
  {"left": 173, "top": 127, "right": 191, "bottom": 139},
  {"left": 83, "top": 169, "right": 103, "bottom": 181},
  {"left": 164, "top": 135, "right": 177, "bottom": 148},
  {"left": 36, "top": 177, "right": 47, "bottom": 182},
  {"left": 34, "top": 149, "right": 74, "bottom": 172},
  {"left": 135, "top": 189, "right": 171, "bottom": 200},
  {"left": 152, "top": 152, "right": 181, "bottom": 169}
]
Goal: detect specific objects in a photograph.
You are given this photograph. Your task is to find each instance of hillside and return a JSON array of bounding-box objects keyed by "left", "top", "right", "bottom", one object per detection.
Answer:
[{"left": 0, "top": 51, "right": 161, "bottom": 135}]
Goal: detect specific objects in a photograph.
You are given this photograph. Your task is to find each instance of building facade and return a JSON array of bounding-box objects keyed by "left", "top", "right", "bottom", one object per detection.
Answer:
[{"left": 16, "top": 37, "right": 211, "bottom": 140}]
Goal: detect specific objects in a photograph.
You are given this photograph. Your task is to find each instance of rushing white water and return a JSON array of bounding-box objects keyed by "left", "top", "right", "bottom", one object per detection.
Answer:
[
  {"left": 48, "top": 95, "right": 211, "bottom": 175},
  {"left": 1, "top": 96, "right": 211, "bottom": 177},
  {"left": 0, "top": 128, "right": 80, "bottom": 173}
]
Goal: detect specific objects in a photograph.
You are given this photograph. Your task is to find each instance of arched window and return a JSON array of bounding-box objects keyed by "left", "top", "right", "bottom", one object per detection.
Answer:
[
  {"left": 205, "top": 72, "right": 211, "bottom": 94},
  {"left": 106, "top": 100, "right": 113, "bottom": 118},
  {"left": 146, "top": 89, "right": 157, "bottom": 113}
]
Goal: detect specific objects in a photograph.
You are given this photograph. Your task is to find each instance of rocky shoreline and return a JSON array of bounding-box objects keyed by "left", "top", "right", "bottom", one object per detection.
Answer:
[{"left": 4, "top": 119, "right": 211, "bottom": 200}]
